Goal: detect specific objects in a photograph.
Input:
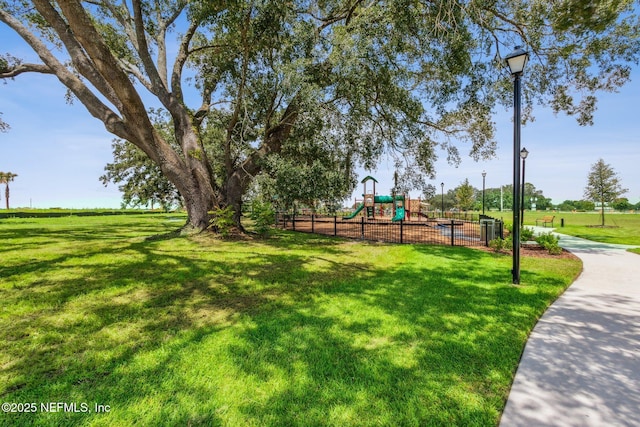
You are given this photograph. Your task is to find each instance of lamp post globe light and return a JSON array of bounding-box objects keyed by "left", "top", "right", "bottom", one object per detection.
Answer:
[
  {"left": 482, "top": 170, "right": 487, "bottom": 215},
  {"left": 505, "top": 46, "right": 528, "bottom": 285},
  {"left": 520, "top": 147, "right": 529, "bottom": 226},
  {"left": 440, "top": 182, "right": 445, "bottom": 217}
]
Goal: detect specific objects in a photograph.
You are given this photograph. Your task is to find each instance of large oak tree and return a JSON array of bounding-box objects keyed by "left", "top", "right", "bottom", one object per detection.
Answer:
[{"left": 1, "top": 0, "right": 638, "bottom": 232}]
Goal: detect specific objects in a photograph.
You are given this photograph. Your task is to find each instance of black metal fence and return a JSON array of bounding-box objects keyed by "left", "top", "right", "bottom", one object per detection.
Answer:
[{"left": 276, "top": 214, "right": 504, "bottom": 247}]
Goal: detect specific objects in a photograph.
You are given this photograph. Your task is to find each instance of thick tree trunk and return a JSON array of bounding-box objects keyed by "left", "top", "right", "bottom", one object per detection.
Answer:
[
  {"left": 168, "top": 160, "right": 216, "bottom": 233},
  {"left": 153, "top": 162, "right": 215, "bottom": 232},
  {"left": 182, "top": 187, "right": 214, "bottom": 232},
  {"left": 171, "top": 113, "right": 218, "bottom": 232},
  {"left": 224, "top": 173, "right": 249, "bottom": 229},
  {"left": 220, "top": 100, "right": 300, "bottom": 229}
]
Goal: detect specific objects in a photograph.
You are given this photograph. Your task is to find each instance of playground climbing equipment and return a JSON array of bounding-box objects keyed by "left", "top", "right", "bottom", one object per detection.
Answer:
[{"left": 343, "top": 175, "right": 407, "bottom": 222}]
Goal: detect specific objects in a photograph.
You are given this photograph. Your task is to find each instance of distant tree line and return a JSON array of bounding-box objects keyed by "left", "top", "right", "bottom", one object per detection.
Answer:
[
  {"left": 556, "top": 199, "right": 639, "bottom": 212},
  {"left": 423, "top": 159, "right": 636, "bottom": 218},
  {"left": 425, "top": 181, "right": 553, "bottom": 213}
]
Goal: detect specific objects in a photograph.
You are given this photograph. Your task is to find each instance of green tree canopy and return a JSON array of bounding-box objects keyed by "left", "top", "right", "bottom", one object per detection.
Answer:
[
  {"left": 2, "top": 0, "right": 639, "bottom": 232},
  {"left": 612, "top": 197, "right": 633, "bottom": 211},
  {"left": 100, "top": 139, "right": 182, "bottom": 211},
  {"left": 479, "top": 183, "right": 551, "bottom": 211},
  {"left": 557, "top": 200, "right": 596, "bottom": 211},
  {"left": 455, "top": 178, "right": 476, "bottom": 211}
]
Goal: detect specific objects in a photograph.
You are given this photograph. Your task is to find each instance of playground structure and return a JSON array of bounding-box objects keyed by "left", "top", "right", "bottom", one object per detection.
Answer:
[
  {"left": 343, "top": 176, "right": 407, "bottom": 221},
  {"left": 343, "top": 175, "right": 431, "bottom": 221}
]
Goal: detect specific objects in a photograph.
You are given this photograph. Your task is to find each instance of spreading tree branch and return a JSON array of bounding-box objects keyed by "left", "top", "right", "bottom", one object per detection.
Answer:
[
  {"left": 0, "top": 5, "right": 129, "bottom": 140},
  {"left": 0, "top": 62, "right": 54, "bottom": 78}
]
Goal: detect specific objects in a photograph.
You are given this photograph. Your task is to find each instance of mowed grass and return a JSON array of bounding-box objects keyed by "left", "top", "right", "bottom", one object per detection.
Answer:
[
  {"left": 0, "top": 214, "right": 581, "bottom": 426},
  {"left": 523, "top": 211, "right": 640, "bottom": 246}
]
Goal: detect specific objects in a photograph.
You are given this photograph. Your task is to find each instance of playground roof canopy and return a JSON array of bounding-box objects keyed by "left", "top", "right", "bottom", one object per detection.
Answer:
[{"left": 360, "top": 175, "right": 378, "bottom": 184}]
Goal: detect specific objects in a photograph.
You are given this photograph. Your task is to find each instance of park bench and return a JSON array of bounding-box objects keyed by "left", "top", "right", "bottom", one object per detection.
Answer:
[{"left": 535, "top": 215, "right": 555, "bottom": 227}]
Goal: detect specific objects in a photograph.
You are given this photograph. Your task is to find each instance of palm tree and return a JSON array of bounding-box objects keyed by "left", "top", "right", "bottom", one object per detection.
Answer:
[{"left": 0, "top": 172, "right": 18, "bottom": 209}]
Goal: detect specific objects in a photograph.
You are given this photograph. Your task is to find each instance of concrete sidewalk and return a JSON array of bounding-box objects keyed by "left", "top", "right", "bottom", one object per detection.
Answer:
[{"left": 500, "top": 228, "right": 640, "bottom": 427}]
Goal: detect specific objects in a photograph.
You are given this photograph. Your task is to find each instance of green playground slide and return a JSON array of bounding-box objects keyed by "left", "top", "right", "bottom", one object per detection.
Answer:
[
  {"left": 344, "top": 195, "right": 405, "bottom": 220},
  {"left": 392, "top": 206, "right": 405, "bottom": 222},
  {"left": 343, "top": 203, "right": 365, "bottom": 219}
]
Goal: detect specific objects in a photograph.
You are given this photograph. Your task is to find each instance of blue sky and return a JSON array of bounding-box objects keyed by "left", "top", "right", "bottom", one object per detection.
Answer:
[{"left": 1, "top": 24, "right": 639, "bottom": 209}]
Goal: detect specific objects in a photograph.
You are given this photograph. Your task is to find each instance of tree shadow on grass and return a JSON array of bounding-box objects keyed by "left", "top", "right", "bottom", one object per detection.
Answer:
[
  {"left": 0, "top": 221, "right": 577, "bottom": 426},
  {"left": 225, "top": 260, "right": 555, "bottom": 426},
  {"left": 1, "top": 222, "right": 374, "bottom": 423}
]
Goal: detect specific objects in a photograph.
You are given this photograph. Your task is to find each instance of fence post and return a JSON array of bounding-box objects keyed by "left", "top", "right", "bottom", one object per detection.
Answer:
[
  {"left": 484, "top": 221, "right": 489, "bottom": 247},
  {"left": 361, "top": 216, "right": 365, "bottom": 239},
  {"left": 400, "top": 220, "right": 404, "bottom": 244},
  {"left": 311, "top": 214, "right": 315, "bottom": 233},
  {"left": 292, "top": 213, "right": 296, "bottom": 231},
  {"left": 451, "top": 219, "right": 455, "bottom": 246}
]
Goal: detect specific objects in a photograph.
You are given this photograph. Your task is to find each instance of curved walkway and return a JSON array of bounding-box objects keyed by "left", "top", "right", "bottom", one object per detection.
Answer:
[{"left": 500, "top": 228, "right": 640, "bottom": 427}]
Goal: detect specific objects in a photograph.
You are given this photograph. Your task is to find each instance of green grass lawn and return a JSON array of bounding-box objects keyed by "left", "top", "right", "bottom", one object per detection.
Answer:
[
  {"left": 0, "top": 215, "right": 581, "bottom": 426},
  {"left": 522, "top": 211, "right": 640, "bottom": 246}
]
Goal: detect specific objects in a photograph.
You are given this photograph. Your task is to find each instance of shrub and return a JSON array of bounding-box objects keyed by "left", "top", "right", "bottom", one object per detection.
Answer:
[
  {"left": 546, "top": 244, "right": 563, "bottom": 255},
  {"left": 489, "top": 238, "right": 505, "bottom": 252},
  {"left": 535, "top": 231, "right": 558, "bottom": 246},
  {"left": 536, "top": 232, "right": 562, "bottom": 255},
  {"left": 504, "top": 224, "right": 534, "bottom": 242},
  {"left": 212, "top": 206, "right": 235, "bottom": 237},
  {"left": 489, "top": 237, "right": 513, "bottom": 252},
  {"left": 504, "top": 236, "right": 514, "bottom": 250},
  {"left": 521, "top": 227, "right": 535, "bottom": 242},
  {"left": 249, "top": 201, "right": 275, "bottom": 237}
]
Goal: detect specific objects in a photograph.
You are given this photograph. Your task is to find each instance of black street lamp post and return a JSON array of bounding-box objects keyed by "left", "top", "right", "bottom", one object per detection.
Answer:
[
  {"left": 520, "top": 147, "right": 529, "bottom": 226},
  {"left": 482, "top": 170, "right": 487, "bottom": 215},
  {"left": 505, "top": 46, "right": 528, "bottom": 285},
  {"left": 440, "top": 182, "right": 445, "bottom": 217}
]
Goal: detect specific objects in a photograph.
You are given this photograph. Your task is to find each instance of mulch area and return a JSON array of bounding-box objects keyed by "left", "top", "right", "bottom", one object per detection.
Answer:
[
  {"left": 283, "top": 217, "right": 483, "bottom": 246},
  {"left": 475, "top": 243, "right": 579, "bottom": 260}
]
